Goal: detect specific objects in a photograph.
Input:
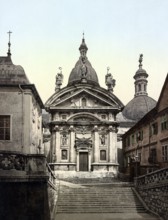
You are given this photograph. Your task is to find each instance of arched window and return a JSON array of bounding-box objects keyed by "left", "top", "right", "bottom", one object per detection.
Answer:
[
  {"left": 62, "top": 150, "right": 67, "bottom": 160},
  {"left": 100, "top": 150, "right": 106, "bottom": 161},
  {"left": 82, "top": 97, "right": 87, "bottom": 107},
  {"left": 138, "top": 84, "right": 141, "bottom": 92}
]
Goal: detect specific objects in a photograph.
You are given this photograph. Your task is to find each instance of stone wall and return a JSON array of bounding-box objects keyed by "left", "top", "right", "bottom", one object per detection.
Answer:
[
  {"left": 135, "top": 168, "right": 168, "bottom": 220},
  {"left": 0, "top": 156, "right": 58, "bottom": 220},
  {"left": 0, "top": 181, "right": 58, "bottom": 220}
]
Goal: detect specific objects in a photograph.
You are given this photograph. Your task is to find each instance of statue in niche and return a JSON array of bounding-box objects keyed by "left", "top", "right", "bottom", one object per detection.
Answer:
[
  {"left": 100, "top": 135, "right": 106, "bottom": 145},
  {"left": 62, "top": 134, "right": 67, "bottom": 145},
  {"left": 105, "top": 67, "right": 116, "bottom": 92}
]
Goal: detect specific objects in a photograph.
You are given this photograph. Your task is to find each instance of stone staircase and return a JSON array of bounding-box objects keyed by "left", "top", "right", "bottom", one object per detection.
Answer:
[
  {"left": 56, "top": 182, "right": 160, "bottom": 219},
  {"left": 57, "top": 185, "right": 144, "bottom": 213}
]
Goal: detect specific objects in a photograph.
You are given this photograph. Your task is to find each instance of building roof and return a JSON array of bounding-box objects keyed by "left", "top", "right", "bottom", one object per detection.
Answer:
[
  {"left": 0, "top": 55, "right": 29, "bottom": 85},
  {"left": 122, "top": 95, "right": 156, "bottom": 121},
  {"left": 67, "top": 37, "right": 99, "bottom": 86},
  {"left": 68, "top": 58, "right": 99, "bottom": 86},
  {"left": 122, "top": 54, "right": 157, "bottom": 121}
]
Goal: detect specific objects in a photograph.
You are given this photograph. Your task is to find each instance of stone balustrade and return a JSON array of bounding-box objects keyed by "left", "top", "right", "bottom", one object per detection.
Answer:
[
  {"left": 0, "top": 152, "right": 56, "bottom": 182},
  {"left": 46, "top": 162, "right": 56, "bottom": 186},
  {"left": 135, "top": 168, "right": 168, "bottom": 220}
]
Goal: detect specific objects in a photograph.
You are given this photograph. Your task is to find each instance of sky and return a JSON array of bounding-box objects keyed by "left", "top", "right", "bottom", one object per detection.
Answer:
[{"left": 1, "top": 0, "right": 168, "bottom": 105}]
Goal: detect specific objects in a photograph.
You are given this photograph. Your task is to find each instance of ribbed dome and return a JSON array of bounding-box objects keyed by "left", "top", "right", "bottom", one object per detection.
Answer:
[
  {"left": 0, "top": 56, "right": 29, "bottom": 85},
  {"left": 122, "top": 95, "right": 156, "bottom": 121},
  {"left": 134, "top": 68, "right": 148, "bottom": 78},
  {"left": 68, "top": 57, "right": 99, "bottom": 86}
]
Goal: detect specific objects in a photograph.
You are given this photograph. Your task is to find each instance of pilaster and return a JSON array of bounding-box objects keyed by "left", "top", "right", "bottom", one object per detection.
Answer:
[
  {"left": 54, "top": 125, "right": 60, "bottom": 162},
  {"left": 93, "top": 125, "right": 99, "bottom": 163},
  {"left": 108, "top": 125, "right": 118, "bottom": 163},
  {"left": 69, "top": 125, "right": 75, "bottom": 163}
]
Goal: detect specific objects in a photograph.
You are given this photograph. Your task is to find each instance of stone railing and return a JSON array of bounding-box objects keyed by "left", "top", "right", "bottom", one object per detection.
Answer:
[
  {"left": 0, "top": 152, "right": 53, "bottom": 178},
  {"left": 46, "top": 162, "right": 56, "bottom": 186},
  {"left": 135, "top": 168, "right": 168, "bottom": 220}
]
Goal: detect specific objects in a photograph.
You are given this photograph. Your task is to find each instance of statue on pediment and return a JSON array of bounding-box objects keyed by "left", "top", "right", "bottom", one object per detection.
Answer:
[
  {"left": 105, "top": 67, "right": 116, "bottom": 92},
  {"left": 55, "top": 67, "right": 63, "bottom": 91}
]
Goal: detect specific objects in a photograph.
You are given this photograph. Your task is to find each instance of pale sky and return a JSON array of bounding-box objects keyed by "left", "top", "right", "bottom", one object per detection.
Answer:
[{"left": 1, "top": 0, "right": 168, "bottom": 105}]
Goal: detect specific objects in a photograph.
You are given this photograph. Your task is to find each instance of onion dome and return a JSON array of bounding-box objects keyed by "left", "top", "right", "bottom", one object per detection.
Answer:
[
  {"left": 0, "top": 32, "right": 29, "bottom": 85},
  {"left": 123, "top": 54, "right": 156, "bottom": 121},
  {"left": 68, "top": 35, "right": 99, "bottom": 86}
]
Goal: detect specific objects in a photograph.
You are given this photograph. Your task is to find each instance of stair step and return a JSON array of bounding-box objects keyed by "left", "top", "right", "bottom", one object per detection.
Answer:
[{"left": 56, "top": 183, "right": 150, "bottom": 215}]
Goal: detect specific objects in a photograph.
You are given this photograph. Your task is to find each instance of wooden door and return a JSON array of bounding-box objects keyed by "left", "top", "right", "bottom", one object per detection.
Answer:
[{"left": 79, "top": 152, "right": 88, "bottom": 171}]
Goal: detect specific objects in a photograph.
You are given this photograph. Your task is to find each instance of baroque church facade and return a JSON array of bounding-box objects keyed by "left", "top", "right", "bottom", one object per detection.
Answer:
[{"left": 45, "top": 37, "right": 124, "bottom": 174}]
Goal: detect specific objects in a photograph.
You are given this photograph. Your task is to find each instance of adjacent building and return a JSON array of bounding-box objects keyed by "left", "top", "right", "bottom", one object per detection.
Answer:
[
  {"left": 123, "top": 74, "right": 168, "bottom": 175},
  {"left": 0, "top": 34, "right": 45, "bottom": 174}
]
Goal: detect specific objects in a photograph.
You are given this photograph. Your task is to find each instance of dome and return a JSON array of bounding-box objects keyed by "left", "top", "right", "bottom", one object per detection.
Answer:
[
  {"left": 67, "top": 36, "right": 99, "bottom": 86},
  {"left": 134, "top": 68, "right": 148, "bottom": 78},
  {"left": 68, "top": 57, "right": 99, "bottom": 86},
  {"left": 0, "top": 56, "right": 29, "bottom": 85},
  {"left": 122, "top": 95, "right": 156, "bottom": 121}
]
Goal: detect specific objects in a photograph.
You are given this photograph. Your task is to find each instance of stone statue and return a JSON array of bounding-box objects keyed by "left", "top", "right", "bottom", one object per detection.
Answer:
[
  {"left": 55, "top": 67, "right": 63, "bottom": 91},
  {"left": 80, "top": 57, "right": 87, "bottom": 80},
  {"left": 105, "top": 67, "right": 116, "bottom": 92}
]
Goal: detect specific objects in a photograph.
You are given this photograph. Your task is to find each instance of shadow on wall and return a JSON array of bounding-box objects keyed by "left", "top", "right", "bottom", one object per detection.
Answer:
[{"left": 0, "top": 182, "right": 57, "bottom": 220}]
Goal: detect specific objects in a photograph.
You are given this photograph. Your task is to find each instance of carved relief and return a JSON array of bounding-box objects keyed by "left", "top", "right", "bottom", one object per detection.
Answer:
[
  {"left": 75, "top": 125, "right": 93, "bottom": 134},
  {"left": 0, "top": 154, "right": 25, "bottom": 170}
]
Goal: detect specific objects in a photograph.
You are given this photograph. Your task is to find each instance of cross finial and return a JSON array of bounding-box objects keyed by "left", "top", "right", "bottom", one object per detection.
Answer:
[
  {"left": 7, "top": 31, "right": 12, "bottom": 42},
  {"left": 7, "top": 30, "right": 12, "bottom": 56}
]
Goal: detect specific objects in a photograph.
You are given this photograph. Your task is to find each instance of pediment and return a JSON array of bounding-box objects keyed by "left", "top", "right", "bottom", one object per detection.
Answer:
[{"left": 50, "top": 88, "right": 118, "bottom": 108}]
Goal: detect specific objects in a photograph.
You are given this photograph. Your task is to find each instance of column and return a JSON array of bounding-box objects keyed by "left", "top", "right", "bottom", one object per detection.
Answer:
[
  {"left": 108, "top": 125, "right": 117, "bottom": 163},
  {"left": 69, "top": 125, "right": 75, "bottom": 163},
  {"left": 93, "top": 125, "right": 99, "bottom": 163}
]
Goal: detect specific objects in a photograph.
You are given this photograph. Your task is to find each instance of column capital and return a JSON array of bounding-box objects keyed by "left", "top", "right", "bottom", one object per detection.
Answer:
[
  {"left": 108, "top": 125, "right": 118, "bottom": 133},
  {"left": 69, "top": 125, "right": 75, "bottom": 132},
  {"left": 93, "top": 125, "right": 99, "bottom": 132},
  {"left": 53, "top": 125, "right": 59, "bottom": 132}
]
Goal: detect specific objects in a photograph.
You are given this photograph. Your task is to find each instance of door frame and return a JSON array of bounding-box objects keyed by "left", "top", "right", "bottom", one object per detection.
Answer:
[{"left": 76, "top": 149, "right": 91, "bottom": 172}]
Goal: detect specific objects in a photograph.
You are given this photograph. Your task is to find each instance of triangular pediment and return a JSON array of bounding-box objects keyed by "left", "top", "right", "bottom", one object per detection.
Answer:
[{"left": 48, "top": 87, "right": 120, "bottom": 108}]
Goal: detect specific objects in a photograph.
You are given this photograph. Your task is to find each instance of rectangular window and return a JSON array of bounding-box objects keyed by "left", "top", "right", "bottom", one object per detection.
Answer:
[
  {"left": 101, "top": 114, "right": 106, "bottom": 120},
  {"left": 62, "top": 115, "right": 67, "bottom": 120},
  {"left": 127, "top": 136, "right": 130, "bottom": 147},
  {"left": 136, "top": 130, "right": 143, "bottom": 142},
  {"left": 0, "top": 116, "right": 10, "bottom": 140},
  {"left": 131, "top": 134, "right": 135, "bottom": 144},
  {"left": 150, "top": 123, "right": 158, "bottom": 136},
  {"left": 100, "top": 150, "right": 106, "bottom": 161},
  {"left": 149, "top": 148, "right": 157, "bottom": 163},
  {"left": 162, "top": 145, "right": 168, "bottom": 162},
  {"left": 62, "top": 150, "right": 68, "bottom": 160},
  {"left": 161, "top": 114, "right": 168, "bottom": 131}
]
